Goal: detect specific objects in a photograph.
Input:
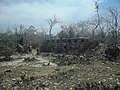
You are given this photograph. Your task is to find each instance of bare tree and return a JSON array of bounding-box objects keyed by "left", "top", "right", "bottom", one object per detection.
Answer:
[
  {"left": 25, "top": 25, "right": 37, "bottom": 45},
  {"left": 13, "top": 25, "right": 22, "bottom": 45},
  {"left": 103, "top": 7, "right": 120, "bottom": 44},
  {"left": 40, "top": 26, "right": 48, "bottom": 39},
  {"left": 91, "top": 2, "right": 104, "bottom": 41},
  {"left": 76, "top": 21, "right": 90, "bottom": 37},
  {"left": 47, "top": 15, "right": 59, "bottom": 39}
]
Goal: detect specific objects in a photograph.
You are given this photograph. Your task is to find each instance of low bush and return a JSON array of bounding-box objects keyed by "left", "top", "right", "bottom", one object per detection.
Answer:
[{"left": 0, "top": 45, "right": 13, "bottom": 61}]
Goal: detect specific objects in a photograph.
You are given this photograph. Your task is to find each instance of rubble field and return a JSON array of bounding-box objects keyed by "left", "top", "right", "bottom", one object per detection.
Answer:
[{"left": 0, "top": 53, "right": 120, "bottom": 90}]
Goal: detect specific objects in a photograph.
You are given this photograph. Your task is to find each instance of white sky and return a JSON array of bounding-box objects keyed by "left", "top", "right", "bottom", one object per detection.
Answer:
[{"left": 0, "top": 0, "right": 105, "bottom": 33}]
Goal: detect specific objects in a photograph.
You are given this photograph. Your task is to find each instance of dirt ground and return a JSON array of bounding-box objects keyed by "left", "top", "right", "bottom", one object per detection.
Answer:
[{"left": 0, "top": 52, "right": 120, "bottom": 90}]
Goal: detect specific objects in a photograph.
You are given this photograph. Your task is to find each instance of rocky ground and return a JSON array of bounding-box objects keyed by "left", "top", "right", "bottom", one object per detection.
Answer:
[{"left": 0, "top": 51, "right": 120, "bottom": 90}]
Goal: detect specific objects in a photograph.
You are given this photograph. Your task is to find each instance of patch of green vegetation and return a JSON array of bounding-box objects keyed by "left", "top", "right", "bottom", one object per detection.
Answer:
[{"left": 0, "top": 45, "right": 13, "bottom": 61}]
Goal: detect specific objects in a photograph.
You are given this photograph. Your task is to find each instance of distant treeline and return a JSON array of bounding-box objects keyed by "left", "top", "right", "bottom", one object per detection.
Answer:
[{"left": 0, "top": 7, "right": 120, "bottom": 51}]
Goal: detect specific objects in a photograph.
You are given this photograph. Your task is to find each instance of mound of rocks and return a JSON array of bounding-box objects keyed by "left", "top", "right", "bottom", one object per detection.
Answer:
[
  {"left": 74, "top": 81, "right": 120, "bottom": 90},
  {"left": 52, "top": 54, "right": 90, "bottom": 66}
]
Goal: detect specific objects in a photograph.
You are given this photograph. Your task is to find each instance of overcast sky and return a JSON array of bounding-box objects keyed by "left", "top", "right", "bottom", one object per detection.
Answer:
[{"left": 0, "top": 0, "right": 120, "bottom": 33}]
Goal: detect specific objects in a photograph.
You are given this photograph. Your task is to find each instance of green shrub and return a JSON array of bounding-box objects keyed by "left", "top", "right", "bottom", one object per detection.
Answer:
[{"left": 0, "top": 45, "right": 13, "bottom": 61}]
